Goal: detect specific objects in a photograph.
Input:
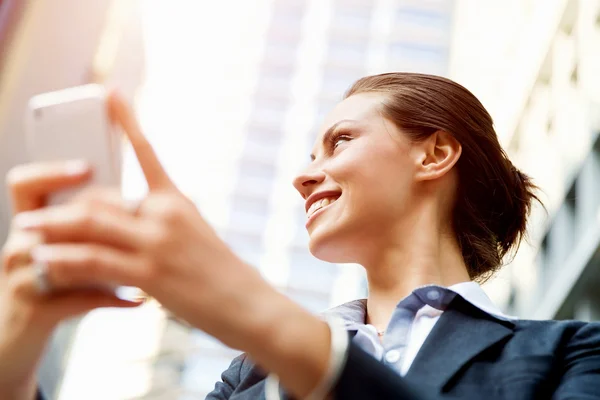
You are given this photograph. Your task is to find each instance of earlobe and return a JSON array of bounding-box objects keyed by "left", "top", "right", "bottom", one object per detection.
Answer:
[{"left": 416, "top": 130, "right": 461, "bottom": 181}]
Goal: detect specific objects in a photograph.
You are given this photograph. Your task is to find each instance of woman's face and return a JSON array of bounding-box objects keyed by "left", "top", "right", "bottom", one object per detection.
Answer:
[{"left": 293, "top": 92, "right": 421, "bottom": 264}]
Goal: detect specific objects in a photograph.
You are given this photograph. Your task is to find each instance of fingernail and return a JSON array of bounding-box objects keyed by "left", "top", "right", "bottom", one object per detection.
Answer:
[
  {"left": 132, "top": 295, "right": 148, "bottom": 304},
  {"left": 65, "top": 160, "right": 90, "bottom": 175},
  {"left": 14, "top": 212, "right": 43, "bottom": 229}
]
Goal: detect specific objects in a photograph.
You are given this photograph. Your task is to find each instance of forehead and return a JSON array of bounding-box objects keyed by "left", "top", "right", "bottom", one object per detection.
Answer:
[{"left": 319, "top": 93, "right": 385, "bottom": 134}]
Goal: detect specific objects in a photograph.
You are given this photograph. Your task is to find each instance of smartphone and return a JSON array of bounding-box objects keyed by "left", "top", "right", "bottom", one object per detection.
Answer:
[
  {"left": 25, "top": 84, "right": 127, "bottom": 294},
  {"left": 25, "top": 84, "right": 122, "bottom": 205}
]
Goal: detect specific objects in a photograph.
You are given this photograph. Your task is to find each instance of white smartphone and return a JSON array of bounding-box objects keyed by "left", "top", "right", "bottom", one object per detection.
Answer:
[
  {"left": 25, "top": 84, "right": 122, "bottom": 204},
  {"left": 25, "top": 84, "right": 126, "bottom": 294}
]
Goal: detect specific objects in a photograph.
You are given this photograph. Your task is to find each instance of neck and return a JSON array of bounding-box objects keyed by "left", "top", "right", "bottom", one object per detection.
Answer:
[{"left": 362, "top": 202, "right": 471, "bottom": 332}]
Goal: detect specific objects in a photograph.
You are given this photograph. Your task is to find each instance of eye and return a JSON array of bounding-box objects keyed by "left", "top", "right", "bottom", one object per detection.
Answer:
[{"left": 330, "top": 132, "right": 352, "bottom": 149}]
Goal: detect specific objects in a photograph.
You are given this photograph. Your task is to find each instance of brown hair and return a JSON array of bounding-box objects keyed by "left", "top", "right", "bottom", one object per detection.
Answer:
[{"left": 346, "top": 73, "right": 541, "bottom": 281}]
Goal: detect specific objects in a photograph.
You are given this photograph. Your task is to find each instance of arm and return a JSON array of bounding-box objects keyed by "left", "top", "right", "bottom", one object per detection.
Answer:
[
  {"left": 553, "top": 322, "right": 600, "bottom": 399},
  {"left": 0, "top": 160, "right": 143, "bottom": 400},
  {"left": 260, "top": 318, "right": 433, "bottom": 400},
  {"left": 0, "top": 320, "right": 48, "bottom": 400}
]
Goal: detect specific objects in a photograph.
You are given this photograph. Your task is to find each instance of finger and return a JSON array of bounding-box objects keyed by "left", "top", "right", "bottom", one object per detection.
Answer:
[
  {"left": 72, "top": 186, "right": 142, "bottom": 216},
  {"left": 46, "top": 290, "right": 144, "bottom": 320},
  {"left": 1, "top": 230, "right": 44, "bottom": 274},
  {"left": 13, "top": 202, "right": 146, "bottom": 250},
  {"left": 31, "top": 243, "right": 148, "bottom": 289},
  {"left": 8, "top": 265, "right": 146, "bottom": 307},
  {"left": 72, "top": 186, "right": 122, "bottom": 205},
  {"left": 106, "top": 91, "right": 175, "bottom": 191},
  {"left": 6, "top": 160, "right": 92, "bottom": 213}
]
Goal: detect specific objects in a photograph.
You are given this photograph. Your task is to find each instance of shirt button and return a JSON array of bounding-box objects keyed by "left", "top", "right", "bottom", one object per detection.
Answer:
[
  {"left": 385, "top": 349, "right": 401, "bottom": 364},
  {"left": 427, "top": 290, "right": 440, "bottom": 301}
]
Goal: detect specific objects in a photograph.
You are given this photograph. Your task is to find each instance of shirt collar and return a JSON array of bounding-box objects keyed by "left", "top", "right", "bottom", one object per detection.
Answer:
[
  {"left": 323, "top": 281, "right": 514, "bottom": 324},
  {"left": 446, "top": 281, "right": 514, "bottom": 321}
]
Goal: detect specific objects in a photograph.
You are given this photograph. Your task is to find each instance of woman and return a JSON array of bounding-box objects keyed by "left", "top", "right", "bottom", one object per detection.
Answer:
[{"left": 1, "top": 73, "right": 598, "bottom": 400}]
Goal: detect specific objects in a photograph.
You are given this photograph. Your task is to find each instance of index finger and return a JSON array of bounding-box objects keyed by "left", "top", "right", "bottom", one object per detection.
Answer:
[{"left": 106, "top": 91, "right": 175, "bottom": 191}]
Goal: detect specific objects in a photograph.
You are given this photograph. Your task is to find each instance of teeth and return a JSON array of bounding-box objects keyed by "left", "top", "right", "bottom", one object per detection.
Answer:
[{"left": 307, "top": 196, "right": 338, "bottom": 218}]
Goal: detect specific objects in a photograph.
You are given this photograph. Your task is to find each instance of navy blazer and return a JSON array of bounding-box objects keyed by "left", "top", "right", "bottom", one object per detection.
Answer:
[{"left": 206, "top": 296, "right": 600, "bottom": 399}]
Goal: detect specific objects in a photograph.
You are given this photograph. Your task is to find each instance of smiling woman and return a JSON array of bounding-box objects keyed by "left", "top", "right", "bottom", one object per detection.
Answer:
[
  {"left": 1, "top": 74, "right": 599, "bottom": 400},
  {"left": 204, "top": 73, "right": 600, "bottom": 399}
]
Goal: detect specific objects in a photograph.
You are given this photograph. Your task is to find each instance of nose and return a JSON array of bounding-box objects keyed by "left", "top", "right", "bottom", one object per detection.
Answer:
[{"left": 292, "top": 167, "right": 326, "bottom": 199}]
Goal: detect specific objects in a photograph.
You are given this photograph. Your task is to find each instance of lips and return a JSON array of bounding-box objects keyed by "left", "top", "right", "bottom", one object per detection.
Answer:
[
  {"left": 305, "top": 190, "right": 342, "bottom": 219},
  {"left": 306, "top": 196, "right": 339, "bottom": 218}
]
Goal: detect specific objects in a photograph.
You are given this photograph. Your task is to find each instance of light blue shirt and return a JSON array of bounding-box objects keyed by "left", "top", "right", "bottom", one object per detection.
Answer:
[{"left": 322, "top": 282, "right": 513, "bottom": 376}]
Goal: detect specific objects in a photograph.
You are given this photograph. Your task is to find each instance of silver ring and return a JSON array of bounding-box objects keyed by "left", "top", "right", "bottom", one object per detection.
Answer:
[{"left": 33, "top": 262, "right": 52, "bottom": 293}]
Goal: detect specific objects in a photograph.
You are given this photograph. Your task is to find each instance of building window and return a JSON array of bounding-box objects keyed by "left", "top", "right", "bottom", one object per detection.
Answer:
[
  {"left": 251, "top": 100, "right": 289, "bottom": 127},
  {"left": 224, "top": 229, "right": 264, "bottom": 266},
  {"left": 287, "top": 247, "right": 339, "bottom": 293},
  {"left": 330, "top": 4, "right": 373, "bottom": 31},
  {"left": 234, "top": 155, "right": 277, "bottom": 206},
  {"left": 238, "top": 153, "right": 276, "bottom": 178},
  {"left": 242, "top": 135, "right": 282, "bottom": 166},
  {"left": 270, "top": 0, "right": 305, "bottom": 30},
  {"left": 263, "top": 0, "right": 305, "bottom": 62},
  {"left": 234, "top": 173, "right": 275, "bottom": 200},
  {"left": 395, "top": 7, "right": 449, "bottom": 28},
  {"left": 327, "top": 36, "right": 369, "bottom": 65},
  {"left": 388, "top": 41, "right": 447, "bottom": 64},
  {"left": 246, "top": 121, "right": 284, "bottom": 149},
  {"left": 229, "top": 191, "right": 271, "bottom": 231},
  {"left": 256, "top": 66, "right": 295, "bottom": 94}
]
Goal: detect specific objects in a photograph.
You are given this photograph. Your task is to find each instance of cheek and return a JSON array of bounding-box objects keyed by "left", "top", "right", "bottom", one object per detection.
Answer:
[
  {"left": 325, "top": 141, "right": 413, "bottom": 211},
  {"left": 327, "top": 143, "right": 390, "bottom": 181},
  {"left": 344, "top": 159, "right": 413, "bottom": 215}
]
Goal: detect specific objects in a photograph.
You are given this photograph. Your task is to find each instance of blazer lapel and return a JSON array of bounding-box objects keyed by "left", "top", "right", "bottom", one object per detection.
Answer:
[{"left": 405, "top": 296, "right": 514, "bottom": 392}]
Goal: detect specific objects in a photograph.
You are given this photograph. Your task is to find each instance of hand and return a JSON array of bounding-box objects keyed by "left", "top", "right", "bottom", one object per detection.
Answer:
[
  {"left": 0, "top": 161, "right": 142, "bottom": 400},
  {"left": 13, "top": 92, "right": 333, "bottom": 398},
  {"left": 11, "top": 92, "right": 268, "bottom": 346}
]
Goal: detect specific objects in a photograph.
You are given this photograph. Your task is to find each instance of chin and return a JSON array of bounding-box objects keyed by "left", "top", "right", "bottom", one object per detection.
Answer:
[{"left": 308, "top": 224, "right": 358, "bottom": 264}]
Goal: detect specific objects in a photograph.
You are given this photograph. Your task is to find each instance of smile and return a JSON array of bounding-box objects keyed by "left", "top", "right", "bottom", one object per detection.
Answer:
[{"left": 306, "top": 195, "right": 339, "bottom": 219}]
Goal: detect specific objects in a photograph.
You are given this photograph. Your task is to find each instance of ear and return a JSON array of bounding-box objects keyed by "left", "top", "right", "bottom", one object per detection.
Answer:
[{"left": 413, "top": 130, "right": 462, "bottom": 181}]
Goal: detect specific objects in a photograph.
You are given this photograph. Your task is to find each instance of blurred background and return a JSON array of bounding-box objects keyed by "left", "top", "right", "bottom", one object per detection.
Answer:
[{"left": 1, "top": 0, "right": 599, "bottom": 398}]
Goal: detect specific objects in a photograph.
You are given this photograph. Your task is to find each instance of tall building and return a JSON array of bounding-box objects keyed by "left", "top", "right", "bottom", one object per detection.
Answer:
[
  {"left": 448, "top": 0, "right": 600, "bottom": 320},
  {"left": 179, "top": 0, "right": 456, "bottom": 397}
]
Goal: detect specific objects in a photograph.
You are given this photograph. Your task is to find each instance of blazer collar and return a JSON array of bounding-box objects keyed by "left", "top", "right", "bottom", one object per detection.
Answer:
[{"left": 404, "top": 295, "right": 515, "bottom": 392}]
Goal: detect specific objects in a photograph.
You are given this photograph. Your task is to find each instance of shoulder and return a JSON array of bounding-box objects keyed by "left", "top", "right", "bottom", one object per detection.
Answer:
[
  {"left": 512, "top": 318, "right": 598, "bottom": 331},
  {"left": 206, "top": 353, "right": 269, "bottom": 399},
  {"left": 226, "top": 352, "right": 269, "bottom": 387},
  {"left": 511, "top": 318, "right": 600, "bottom": 348}
]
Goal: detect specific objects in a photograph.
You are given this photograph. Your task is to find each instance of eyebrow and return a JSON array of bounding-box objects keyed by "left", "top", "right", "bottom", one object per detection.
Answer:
[{"left": 310, "top": 119, "right": 356, "bottom": 161}]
